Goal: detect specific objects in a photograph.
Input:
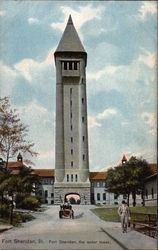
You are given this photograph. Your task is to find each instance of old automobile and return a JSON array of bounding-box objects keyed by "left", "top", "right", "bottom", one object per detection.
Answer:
[{"left": 59, "top": 204, "right": 74, "bottom": 219}]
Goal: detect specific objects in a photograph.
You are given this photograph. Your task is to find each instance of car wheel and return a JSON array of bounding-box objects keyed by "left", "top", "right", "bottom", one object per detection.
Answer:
[{"left": 59, "top": 211, "right": 62, "bottom": 219}]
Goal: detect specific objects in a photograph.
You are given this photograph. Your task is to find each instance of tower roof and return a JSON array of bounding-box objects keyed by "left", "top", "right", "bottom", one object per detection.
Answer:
[
  {"left": 122, "top": 154, "right": 127, "bottom": 162},
  {"left": 55, "top": 15, "right": 86, "bottom": 54}
]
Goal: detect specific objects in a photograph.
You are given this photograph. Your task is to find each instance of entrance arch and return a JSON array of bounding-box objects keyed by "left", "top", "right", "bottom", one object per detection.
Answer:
[{"left": 65, "top": 193, "right": 81, "bottom": 204}]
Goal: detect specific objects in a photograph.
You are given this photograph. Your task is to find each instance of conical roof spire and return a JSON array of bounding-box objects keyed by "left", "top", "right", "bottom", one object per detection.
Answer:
[
  {"left": 55, "top": 15, "right": 86, "bottom": 54},
  {"left": 67, "top": 15, "right": 73, "bottom": 25}
]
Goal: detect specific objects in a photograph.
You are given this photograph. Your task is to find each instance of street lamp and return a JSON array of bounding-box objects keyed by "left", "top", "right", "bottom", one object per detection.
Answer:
[{"left": 122, "top": 154, "right": 127, "bottom": 203}]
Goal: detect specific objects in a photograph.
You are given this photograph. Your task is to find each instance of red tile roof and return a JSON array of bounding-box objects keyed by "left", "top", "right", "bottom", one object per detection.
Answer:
[
  {"left": 32, "top": 169, "right": 54, "bottom": 177},
  {"left": 148, "top": 163, "right": 157, "bottom": 174},
  {"left": 8, "top": 162, "right": 23, "bottom": 168},
  {"left": 89, "top": 172, "right": 107, "bottom": 180}
]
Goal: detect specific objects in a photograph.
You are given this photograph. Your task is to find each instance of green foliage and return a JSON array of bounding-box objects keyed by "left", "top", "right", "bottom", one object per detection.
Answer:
[
  {"left": 92, "top": 207, "right": 120, "bottom": 222},
  {"left": 15, "top": 193, "right": 40, "bottom": 210},
  {"left": 14, "top": 212, "right": 34, "bottom": 224},
  {"left": 92, "top": 206, "right": 157, "bottom": 222},
  {"left": 0, "top": 96, "right": 38, "bottom": 166},
  {"left": 0, "top": 203, "right": 9, "bottom": 218},
  {"left": 15, "top": 193, "right": 26, "bottom": 208},
  {"left": 21, "top": 195, "right": 40, "bottom": 210},
  {"left": 105, "top": 156, "right": 151, "bottom": 200}
]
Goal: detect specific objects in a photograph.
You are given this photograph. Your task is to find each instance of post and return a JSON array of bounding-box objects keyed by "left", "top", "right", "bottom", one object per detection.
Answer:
[{"left": 9, "top": 195, "right": 14, "bottom": 225}]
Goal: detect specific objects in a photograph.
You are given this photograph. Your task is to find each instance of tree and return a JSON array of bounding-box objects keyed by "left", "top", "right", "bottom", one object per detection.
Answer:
[
  {"left": 0, "top": 166, "right": 40, "bottom": 224},
  {"left": 0, "top": 97, "right": 39, "bottom": 224},
  {"left": 0, "top": 97, "right": 38, "bottom": 168},
  {"left": 105, "top": 156, "right": 151, "bottom": 206},
  {"left": 126, "top": 156, "right": 151, "bottom": 206}
]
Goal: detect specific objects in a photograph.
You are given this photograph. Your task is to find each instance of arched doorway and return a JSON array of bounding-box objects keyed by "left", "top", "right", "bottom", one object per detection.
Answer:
[{"left": 65, "top": 193, "right": 81, "bottom": 204}]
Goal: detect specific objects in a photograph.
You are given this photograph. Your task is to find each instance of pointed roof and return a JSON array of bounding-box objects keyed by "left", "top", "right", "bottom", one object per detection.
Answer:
[
  {"left": 55, "top": 15, "right": 86, "bottom": 54},
  {"left": 122, "top": 154, "right": 127, "bottom": 162}
]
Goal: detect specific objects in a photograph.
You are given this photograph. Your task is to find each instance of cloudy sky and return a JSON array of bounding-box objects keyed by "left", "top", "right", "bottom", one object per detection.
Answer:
[{"left": 0, "top": 1, "right": 157, "bottom": 170}]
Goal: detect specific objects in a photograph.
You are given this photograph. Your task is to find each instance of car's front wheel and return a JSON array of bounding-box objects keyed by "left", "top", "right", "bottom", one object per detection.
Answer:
[{"left": 59, "top": 211, "right": 62, "bottom": 219}]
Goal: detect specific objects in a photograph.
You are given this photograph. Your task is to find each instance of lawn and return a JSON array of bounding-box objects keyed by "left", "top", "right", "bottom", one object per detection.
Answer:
[
  {"left": 92, "top": 206, "right": 157, "bottom": 222},
  {"left": 0, "top": 213, "right": 35, "bottom": 226}
]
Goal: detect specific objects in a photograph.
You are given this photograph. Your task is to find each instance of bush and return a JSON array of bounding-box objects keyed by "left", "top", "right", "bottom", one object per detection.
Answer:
[
  {"left": 15, "top": 194, "right": 40, "bottom": 210},
  {"left": 15, "top": 193, "right": 26, "bottom": 209},
  {"left": 22, "top": 196, "right": 40, "bottom": 210},
  {"left": 0, "top": 203, "right": 9, "bottom": 218}
]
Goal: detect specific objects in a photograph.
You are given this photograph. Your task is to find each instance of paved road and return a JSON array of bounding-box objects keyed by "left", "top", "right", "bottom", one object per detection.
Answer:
[{"left": 0, "top": 205, "right": 157, "bottom": 250}]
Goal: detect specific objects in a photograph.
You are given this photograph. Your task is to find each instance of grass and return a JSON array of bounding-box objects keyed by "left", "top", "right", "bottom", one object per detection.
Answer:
[
  {"left": 92, "top": 206, "right": 157, "bottom": 222},
  {"left": 0, "top": 213, "right": 35, "bottom": 226}
]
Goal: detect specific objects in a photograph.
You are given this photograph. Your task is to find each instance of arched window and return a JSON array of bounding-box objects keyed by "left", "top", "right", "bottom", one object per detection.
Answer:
[
  {"left": 67, "top": 175, "right": 69, "bottom": 182},
  {"left": 71, "top": 174, "right": 73, "bottom": 182},
  {"left": 75, "top": 174, "right": 78, "bottom": 182},
  {"left": 97, "top": 193, "right": 100, "bottom": 201},
  {"left": 103, "top": 193, "right": 106, "bottom": 200}
]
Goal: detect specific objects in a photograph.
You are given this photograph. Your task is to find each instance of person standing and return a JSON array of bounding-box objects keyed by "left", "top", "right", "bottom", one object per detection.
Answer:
[{"left": 118, "top": 200, "right": 130, "bottom": 233}]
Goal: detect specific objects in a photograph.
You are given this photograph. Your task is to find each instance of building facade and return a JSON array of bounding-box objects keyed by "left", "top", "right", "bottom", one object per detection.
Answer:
[
  {"left": 54, "top": 15, "right": 90, "bottom": 204},
  {"left": 144, "top": 164, "right": 157, "bottom": 206},
  {"left": 3, "top": 154, "right": 157, "bottom": 206}
]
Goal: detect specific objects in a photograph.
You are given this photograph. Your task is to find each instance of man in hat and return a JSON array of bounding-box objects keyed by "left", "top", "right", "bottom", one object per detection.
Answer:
[{"left": 118, "top": 200, "right": 130, "bottom": 233}]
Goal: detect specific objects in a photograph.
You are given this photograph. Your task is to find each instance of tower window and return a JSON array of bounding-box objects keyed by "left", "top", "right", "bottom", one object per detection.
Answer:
[
  {"left": 75, "top": 174, "right": 78, "bottom": 182},
  {"left": 83, "top": 136, "right": 85, "bottom": 142},
  {"left": 70, "top": 125, "right": 73, "bottom": 131},
  {"left": 71, "top": 112, "right": 72, "bottom": 119},
  {"left": 82, "top": 98, "right": 84, "bottom": 104},
  {"left": 70, "top": 88, "right": 72, "bottom": 95},
  {"left": 71, "top": 161, "right": 73, "bottom": 167},
  {"left": 71, "top": 137, "right": 73, "bottom": 143},
  {"left": 64, "top": 62, "right": 67, "bottom": 70},
  {"left": 67, "top": 175, "right": 69, "bottom": 182},
  {"left": 71, "top": 149, "right": 73, "bottom": 155},
  {"left": 71, "top": 174, "right": 73, "bottom": 182},
  {"left": 83, "top": 154, "right": 85, "bottom": 160},
  {"left": 70, "top": 100, "right": 72, "bottom": 107},
  {"left": 74, "top": 62, "right": 78, "bottom": 70},
  {"left": 69, "top": 61, "right": 72, "bottom": 70},
  {"left": 82, "top": 117, "right": 84, "bottom": 123}
]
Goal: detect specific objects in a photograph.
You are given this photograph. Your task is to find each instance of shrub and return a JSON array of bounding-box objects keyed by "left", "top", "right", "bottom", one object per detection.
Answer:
[
  {"left": 15, "top": 194, "right": 40, "bottom": 210},
  {"left": 0, "top": 203, "right": 9, "bottom": 218},
  {"left": 15, "top": 193, "right": 26, "bottom": 209},
  {"left": 22, "top": 196, "right": 40, "bottom": 210}
]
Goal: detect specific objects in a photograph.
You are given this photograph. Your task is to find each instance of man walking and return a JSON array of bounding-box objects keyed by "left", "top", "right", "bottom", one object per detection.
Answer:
[{"left": 118, "top": 200, "right": 130, "bottom": 233}]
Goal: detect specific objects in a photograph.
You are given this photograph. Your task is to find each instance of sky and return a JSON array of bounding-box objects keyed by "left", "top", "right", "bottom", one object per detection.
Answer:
[{"left": 0, "top": 1, "right": 157, "bottom": 171}]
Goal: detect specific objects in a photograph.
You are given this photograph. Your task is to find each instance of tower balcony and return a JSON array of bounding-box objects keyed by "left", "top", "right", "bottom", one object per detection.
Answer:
[{"left": 62, "top": 69, "right": 80, "bottom": 77}]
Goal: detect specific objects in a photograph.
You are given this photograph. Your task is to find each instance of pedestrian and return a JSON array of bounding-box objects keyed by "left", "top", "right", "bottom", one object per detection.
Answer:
[{"left": 118, "top": 200, "right": 130, "bottom": 233}]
